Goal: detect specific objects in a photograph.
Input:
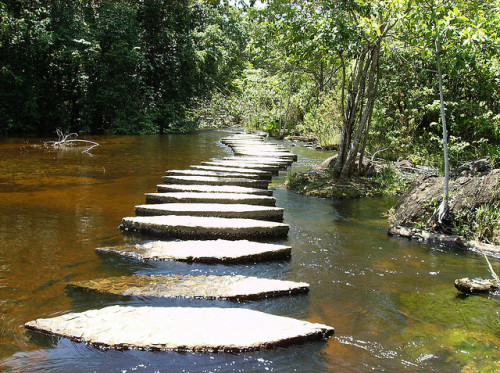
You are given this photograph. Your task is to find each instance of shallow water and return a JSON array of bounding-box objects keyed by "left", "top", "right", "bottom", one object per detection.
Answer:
[{"left": 0, "top": 131, "right": 498, "bottom": 372}]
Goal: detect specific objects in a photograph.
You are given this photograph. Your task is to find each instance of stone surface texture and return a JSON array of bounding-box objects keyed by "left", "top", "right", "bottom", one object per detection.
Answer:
[
  {"left": 96, "top": 239, "right": 292, "bottom": 263},
  {"left": 156, "top": 184, "right": 273, "bottom": 196},
  {"left": 70, "top": 275, "right": 309, "bottom": 299},
  {"left": 26, "top": 306, "right": 334, "bottom": 352},
  {"left": 145, "top": 192, "right": 276, "bottom": 206}
]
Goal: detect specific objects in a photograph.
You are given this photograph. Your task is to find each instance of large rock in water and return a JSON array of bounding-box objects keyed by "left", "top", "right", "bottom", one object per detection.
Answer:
[
  {"left": 69, "top": 275, "right": 309, "bottom": 300},
  {"left": 161, "top": 175, "right": 269, "bottom": 189},
  {"left": 25, "top": 306, "right": 334, "bottom": 351},
  {"left": 390, "top": 159, "right": 500, "bottom": 230},
  {"left": 96, "top": 239, "right": 292, "bottom": 263},
  {"left": 120, "top": 215, "right": 289, "bottom": 239}
]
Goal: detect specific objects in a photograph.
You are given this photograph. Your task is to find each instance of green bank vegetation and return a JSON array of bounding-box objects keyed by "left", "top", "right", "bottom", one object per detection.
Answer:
[{"left": 1, "top": 0, "right": 499, "bottom": 175}]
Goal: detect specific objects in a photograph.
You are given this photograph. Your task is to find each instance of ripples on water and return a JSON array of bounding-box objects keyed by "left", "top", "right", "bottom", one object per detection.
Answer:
[{"left": 0, "top": 132, "right": 498, "bottom": 372}]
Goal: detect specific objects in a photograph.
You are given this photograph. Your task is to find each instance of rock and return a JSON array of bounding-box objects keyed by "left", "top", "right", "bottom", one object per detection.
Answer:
[
  {"left": 96, "top": 239, "right": 292, "bottom": 263},
  {"left": 189, "top": 165, "right": 272, "bottom": 180},
  {"left": 120, "top": 215, "right": 289, "bottom": 239},
  {"left": 454, "top": 278, "right": 498, "bottom": 294},
  {"left": 233, "top": 151, "right": 297, "bottom": 161},
  {"left": 69, "top": 275, "right": 309, "bottom": 300},
  {"left": 25, "top": 306, "right": 334, "bottom": 352},
  {"left": 146, "top": 192, "right": 276, "bottom": 206},
  {"left": 165, "top": 169, "right": 262, "bottom": 180},
  {"left": 201, "top": 161, "right": 281, "bottom": 173},
  {"left": 135, "top": 203, "right": 284, "bottom": 221},
  {"left": 161, "top": 175, "right": 269, "bottom": 189},
  {"left": 156, "top": 184, "right": 273, "bottom": 196}
]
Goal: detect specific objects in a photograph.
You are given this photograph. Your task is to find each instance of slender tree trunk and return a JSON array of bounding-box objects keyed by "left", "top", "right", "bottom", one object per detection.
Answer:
[
  {"left": 341, "top": 44, "right": 379, "bottom": 178},
  {"left": 435, "top": 36, "right": 450, "bottom": 224}
]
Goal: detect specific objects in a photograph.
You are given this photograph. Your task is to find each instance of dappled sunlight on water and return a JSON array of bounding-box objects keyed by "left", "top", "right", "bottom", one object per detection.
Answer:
[{"left": 0, "top": 133, "right": 499, "bottom": 372}]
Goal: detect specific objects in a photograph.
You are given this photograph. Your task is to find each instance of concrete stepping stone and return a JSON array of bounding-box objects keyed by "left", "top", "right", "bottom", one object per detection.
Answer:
[
  {"left": 135, "top": 203, "right": 284, "bottom": 221},
  {"left": 120, "top": 215, "right": 289, "bottom": 239},
  {"left": 69, "top": 275, "right": 309, "bottom": 300},
  {"left": 96, "top": 239, "right": 291, "bottom": 263},
  {"left": 146, "top": 192, "right": 276, "bottom": 206},
  {"left": 201, "top": 161, "right": 282, "bottom": 173},
  {"left": 156, "top": 184, "right": 273, "bottom": 196},
  {"left": 25, "top": 306, "right": 334, "bottom": 352},
  {"left": 165, "top": 169, "right": 262, "bottom": 180},
  {"left": 233, "top": 151, "right": 298, "bottom": 161},
  {"left": 161, "top": 175, "right": 269, "bottom": 189},
  {"left": 190, "top": 165, "right": 272, "bottom": 180},
  {"left": 221, "top": 157, "right": 293, "bottom": 166}
]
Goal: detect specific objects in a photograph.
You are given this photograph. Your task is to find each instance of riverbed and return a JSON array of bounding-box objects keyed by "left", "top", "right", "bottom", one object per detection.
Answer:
[{"left": 0, "top": 131, "right": 498, "bottom": 372}]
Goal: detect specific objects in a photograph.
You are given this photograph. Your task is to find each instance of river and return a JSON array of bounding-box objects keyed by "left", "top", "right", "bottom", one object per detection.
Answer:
[{"left": 0, "top": 131, "right": 498, "bottom": 372}]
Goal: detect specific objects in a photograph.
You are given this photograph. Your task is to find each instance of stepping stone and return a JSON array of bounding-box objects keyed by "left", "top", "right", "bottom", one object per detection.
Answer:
[
  {"left": 120, "top": 215, "right": 289, "bottom": 239},
  {"left": 233, "top": 151, "right": 298, "bottom": 161},
  {"left": 96, "top": 239, "right": 291, "bottom": 263},
  {"left": 201, "top": 161, "right": 282, "bottom": 173},
  {"left": 165, "top": 169, "right": 262, "bottom": 180},
  {"left": 135, "top": 203, "right": 284, "bottom": 221},
  {"left": 69, "top": 275, "right": 309, "bottom": 300},
  {"left": 156, "top": 184, "right": 273, "bottom": 196},
  {"left": 190, "top": 165, "right": 272, "bottom": 180},
  {"left": 146, "top": 192, "right": 276, "bottom": 206},
  {"left": 221, "top": 156, "right": 293, "bottom": 166},
  {"left": 161, "top": 175, "right": 269, "bottom": 189},
  {"left": 25, "top": 306, "right": 334, "bottom": 352}
]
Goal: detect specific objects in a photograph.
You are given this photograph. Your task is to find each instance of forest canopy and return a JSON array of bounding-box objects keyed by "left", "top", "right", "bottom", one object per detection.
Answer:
[{"left": 1, "top": 0, "right": 499, "bottom": 172}]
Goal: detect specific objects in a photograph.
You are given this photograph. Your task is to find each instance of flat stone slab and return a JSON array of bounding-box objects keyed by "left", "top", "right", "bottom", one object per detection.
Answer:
[
  {"left": 233, "top": 151, "right": 297, "bottom": 161},
  {"left": 69, "top": 275, "right": 309, "bottom": 300},
  {"left": 165, "top": 169, "right": 261, "bottom": 180},
  {"left": 96, "top": 239, "right": 292, "bottom": 263},
  {"left": 221, "top": 157, "right": 293, "bottom": 166},
  {"left": 190, "top": 165, "right": 272, "bottom": 180},
  {"left": 161, "top": 175, "right": 269, "bottom": 189},
  {"left": 135, "top": 203, "right": 284, "bottom": 221},
  {"left": 146, "top": 192, "right": 276, "bottom": 206},
  {"left": 120, "top": 215, "right": 289, "bottom": 239},
  {"left": 201, "top": 161, "right": 282, "bottom": 173},
  {"left": 156, "top": 184, "right": 273, "bottom": 196},
  {"left": 26, "top": 306, "right": 334, "bottom": 352}
]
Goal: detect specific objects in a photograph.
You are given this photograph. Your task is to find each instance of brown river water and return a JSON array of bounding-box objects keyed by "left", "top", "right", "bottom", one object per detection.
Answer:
[{"left": 0, "top": 131, "right": 498, "bottom": 372}]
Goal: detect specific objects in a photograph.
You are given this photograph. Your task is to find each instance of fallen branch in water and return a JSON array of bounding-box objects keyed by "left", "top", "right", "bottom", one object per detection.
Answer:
[{"left": 43, "top": 129, "right": 99, "bottom": 154}]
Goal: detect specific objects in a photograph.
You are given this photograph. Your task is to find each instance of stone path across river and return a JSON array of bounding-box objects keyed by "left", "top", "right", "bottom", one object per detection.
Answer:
[{"left": 25, "top": 132, "right": 334, "bottom": 351}]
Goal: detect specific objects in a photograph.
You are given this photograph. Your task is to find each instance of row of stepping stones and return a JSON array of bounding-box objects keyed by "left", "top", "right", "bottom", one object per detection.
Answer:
[{"left": 25, "top": 133, "right": 334, "bottom": 352}]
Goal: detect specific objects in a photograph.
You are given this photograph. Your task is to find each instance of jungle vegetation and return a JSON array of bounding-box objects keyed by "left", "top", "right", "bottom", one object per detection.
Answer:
[{"left": 1, "top": 0, "right": 499, "bottom": 177}]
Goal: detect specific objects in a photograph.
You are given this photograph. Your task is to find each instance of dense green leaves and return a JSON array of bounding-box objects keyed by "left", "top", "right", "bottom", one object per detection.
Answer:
[{"left": 0, "top": 0, "right": 247, "bottom": 135}]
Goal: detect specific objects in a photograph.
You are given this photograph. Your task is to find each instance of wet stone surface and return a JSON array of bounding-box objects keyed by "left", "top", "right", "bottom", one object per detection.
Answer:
[
  {"left": 96, "top": 239, "right": 292, "bottom": 264},
  {"left": 145, "top": 192, "right": 276, "bottom": 206},
  {"left": 69, "top": 275, "right": 309, "bottom": 300},
  {"left": 156, "top": 184, "right": 274, "bottom": 196},
  {"left": 25, "top": 306, "right": 333, "bottom": 352}
]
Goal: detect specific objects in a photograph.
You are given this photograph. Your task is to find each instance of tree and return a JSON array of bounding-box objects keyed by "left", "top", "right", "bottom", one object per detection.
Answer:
[{"left": 405, "top": 0, "right": 500, "bottom": 225}]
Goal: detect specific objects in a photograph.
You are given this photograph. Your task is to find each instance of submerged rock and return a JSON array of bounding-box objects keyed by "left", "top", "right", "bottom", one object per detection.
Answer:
[{"left": 69, "top": 275, "right": 309, "bottom": 300}]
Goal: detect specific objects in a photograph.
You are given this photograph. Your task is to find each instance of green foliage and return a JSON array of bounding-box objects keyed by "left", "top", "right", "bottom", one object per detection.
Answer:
[
  {"left": 452, "top": 201, "right": 500, "bottom": 245},
  {"left": 0, "top": 0, "right": 247, "bottom": 135},
  {"left": 375, "top": 166, "right": 412, "bottom": 196}
]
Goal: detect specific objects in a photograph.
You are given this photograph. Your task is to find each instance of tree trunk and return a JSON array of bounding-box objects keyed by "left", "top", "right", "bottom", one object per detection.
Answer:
[{"left": 434, "top": 36, "right": 450, "bottom": 224}]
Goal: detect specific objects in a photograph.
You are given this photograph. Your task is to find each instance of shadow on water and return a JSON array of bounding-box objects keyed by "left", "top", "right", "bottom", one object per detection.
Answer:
[{"left": 1, "top": 132, "right": 499, "bottom": 372}]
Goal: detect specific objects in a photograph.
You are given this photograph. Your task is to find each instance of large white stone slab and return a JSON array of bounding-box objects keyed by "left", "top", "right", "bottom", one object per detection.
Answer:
[
  {"left": 165, "top": 169, "right": 261, "bottom": 180},
  {"left": 146, "top": 192, "right": 276, "bottom": 206},
  {"left": 161, "top": 175, "right": 269, "bottom": 189},
  {"left": 233, "top": 150, "right": 298, "bottom": 161},
  {"left": 96, "top": 239, "right": 292, "bottom": 263},
  {"left": 120, "top": 215, "right": 289, "bottom": 239},
  {"left": 190, "top": 165, "right": 272, "bottom": 180},
  {"left": 135, "top": 203, "right": 284, "bottom": 221},
  {"left": 201, "top": 161, "right": 282, "bottom": 172},
  {"left": 156, "top": 184, "right": 273, "bottom": 196},
  {"left": 69, "top": 275, "right": 308, "bottom": 300},
  {"left": 25, "top": 306, "right": 334, "bottom": 351}
]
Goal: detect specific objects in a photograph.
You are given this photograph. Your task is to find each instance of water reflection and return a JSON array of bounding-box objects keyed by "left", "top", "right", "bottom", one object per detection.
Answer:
[{"left": 0, "top": 132, "right": 499, "bottom": 372}]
